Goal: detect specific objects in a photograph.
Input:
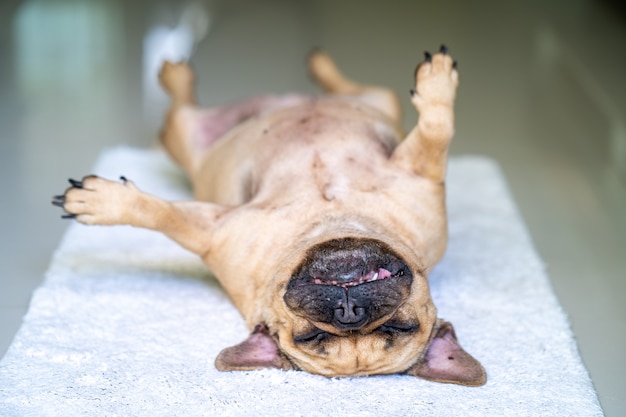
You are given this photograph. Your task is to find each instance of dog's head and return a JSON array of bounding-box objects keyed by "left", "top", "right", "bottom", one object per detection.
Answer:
[{"left": 215, "top": 236, "right": 486, "bottom": 386}]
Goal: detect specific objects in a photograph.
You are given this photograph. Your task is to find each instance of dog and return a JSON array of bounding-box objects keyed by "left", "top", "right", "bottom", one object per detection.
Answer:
[{"left": 53, "top": 45, "right": 486, "bottom": 386}]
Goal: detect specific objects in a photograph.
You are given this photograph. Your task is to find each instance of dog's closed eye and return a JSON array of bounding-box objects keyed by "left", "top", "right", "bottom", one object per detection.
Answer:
[
  {"left": 378, "top": 321, "right": 419, "bottom": 335},
  {"left": 294, "top": 321, "right": 418, "bottom": 345},
  {"left": 294, "top": 328, "right": 330, "bottom": 344}
]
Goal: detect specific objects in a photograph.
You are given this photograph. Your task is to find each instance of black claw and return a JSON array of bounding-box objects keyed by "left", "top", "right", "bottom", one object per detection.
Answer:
[
  {"left": 424, "top": 51, "right": 432, "bottom": 62},
  {"left": 120, "top": 176, "right": 127, "bottom": 183},
  {"left": 61, "top": 214, "right": 77, "bottom": 220},
  {"left": 452, "top": 60, "right": 458, "bottom": 69},
  {"left": 52, "top": 195, "right": 66, "bottom": 207},
  {"left": 409, "top": 89, "right": 416, "bottom": 97},
  {"left": 440, "top": 44, "right": 448, "bottom": 54},
  {"left": 68, "top": 178, "right": 83, "bottom": 188}
]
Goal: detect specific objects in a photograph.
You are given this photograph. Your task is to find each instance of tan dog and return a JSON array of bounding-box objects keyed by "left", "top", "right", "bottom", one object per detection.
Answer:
[{"left": 53, "top": 46, "right": 486, "bottom": 385}]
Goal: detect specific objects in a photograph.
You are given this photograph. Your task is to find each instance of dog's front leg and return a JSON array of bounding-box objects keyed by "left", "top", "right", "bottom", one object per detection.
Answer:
[
  {"left": 53, "top": 176, "right": 227, "bottom": 256},
  {"left": 391, "top": 46, "right": 458, "bottom": 182}
]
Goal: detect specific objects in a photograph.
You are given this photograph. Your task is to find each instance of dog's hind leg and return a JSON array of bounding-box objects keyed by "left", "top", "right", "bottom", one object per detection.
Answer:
[
  {"left": 391, "top": 46, "right": 459, "bottom": 182},
  {"left": 158, "top": 61, "right": 204, "bottom": 175},
  {"left": 159, "top": 61, "right": 307, "bottom": 178},
  {"left": 308, "top": 50, "right": 403, "bottom": 125}
]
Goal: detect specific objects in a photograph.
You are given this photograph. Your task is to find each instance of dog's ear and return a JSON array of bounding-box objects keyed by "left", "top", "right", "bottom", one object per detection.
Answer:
[
  {"left": 215, "top": 324, "right": 293, "bottom": 371},
  {"left": 406, "top": 320, "right": 486, "bottom": 386}
]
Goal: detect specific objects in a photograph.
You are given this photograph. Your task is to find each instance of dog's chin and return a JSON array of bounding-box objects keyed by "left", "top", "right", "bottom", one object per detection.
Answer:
[{"left": 283, "top": 237, "right": 413, "bottom": 331}]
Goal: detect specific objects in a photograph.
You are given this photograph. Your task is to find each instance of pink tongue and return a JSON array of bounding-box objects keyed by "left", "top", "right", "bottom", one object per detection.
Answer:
[
  {"left": 312, "top": 268, "right": 394, "bottom": 286},
  {"left": 378, "top": 268, "right": 392, "bottom": 279}
]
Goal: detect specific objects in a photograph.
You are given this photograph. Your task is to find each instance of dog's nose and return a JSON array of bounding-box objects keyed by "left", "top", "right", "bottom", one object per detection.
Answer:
[{"left": 333, "top": 299, "right": 368, "bottom": 330}]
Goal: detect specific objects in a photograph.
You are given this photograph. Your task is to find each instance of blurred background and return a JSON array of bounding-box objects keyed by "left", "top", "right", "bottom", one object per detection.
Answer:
[{"left": 0, "top": 0, "right": 624, "bottom": 414}]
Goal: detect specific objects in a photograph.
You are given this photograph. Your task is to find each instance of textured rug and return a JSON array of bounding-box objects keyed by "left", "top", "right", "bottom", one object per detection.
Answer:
[{"left": 0, "top": 147, "right": 602, "bottom": 416}]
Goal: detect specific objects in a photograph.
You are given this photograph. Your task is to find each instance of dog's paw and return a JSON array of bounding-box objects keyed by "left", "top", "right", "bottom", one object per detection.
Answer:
[
  {"left": 52, "top": 176, "right": 139, "bottom": 225},
  {"left": 410, "top": 45, "right": 458, "bottom": 110},
  {"left": 158, "top": 60, "right": 195, "bottom": 98}
]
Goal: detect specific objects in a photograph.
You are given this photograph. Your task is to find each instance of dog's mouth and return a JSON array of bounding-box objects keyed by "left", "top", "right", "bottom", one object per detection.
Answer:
[
  {"left": 312, "top": 267, "right": 396, "bottom": 287},
  {"left": 284, "top": 238, "right": 413, "bottom": 330}
]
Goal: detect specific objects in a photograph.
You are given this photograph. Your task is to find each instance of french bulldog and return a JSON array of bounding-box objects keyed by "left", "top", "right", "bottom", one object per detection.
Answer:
[{"left": 53, "top": 45, "right": 486, "bottom": 385}]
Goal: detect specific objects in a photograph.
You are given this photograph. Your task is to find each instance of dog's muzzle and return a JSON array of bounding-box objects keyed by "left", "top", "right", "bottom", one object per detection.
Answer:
[{"left": 284, "top": 238, "right": 413, "bottom": 330}]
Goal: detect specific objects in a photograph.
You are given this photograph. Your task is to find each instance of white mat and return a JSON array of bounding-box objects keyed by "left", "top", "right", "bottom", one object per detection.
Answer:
[{"left": 0, "top": 147, "right": 602, "bottom": 416}]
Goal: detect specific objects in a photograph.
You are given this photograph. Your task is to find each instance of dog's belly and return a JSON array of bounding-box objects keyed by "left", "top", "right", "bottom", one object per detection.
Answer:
[
  {"left": 190, "top": 98, "right": 403, "bottom": 205},
  {"left": 188, "top": 97, "right": 449, "bottom": 308}
]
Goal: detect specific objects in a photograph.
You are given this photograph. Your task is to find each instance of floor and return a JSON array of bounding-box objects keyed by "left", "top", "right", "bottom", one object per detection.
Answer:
[{"left": 1, "top": 0, "right": 624, "bottom": 414}]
